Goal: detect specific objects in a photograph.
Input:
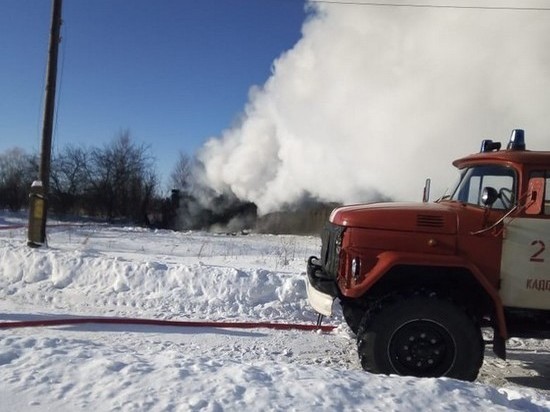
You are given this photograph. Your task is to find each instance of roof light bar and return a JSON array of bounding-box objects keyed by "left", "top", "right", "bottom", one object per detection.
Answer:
[{"left": 507, "top": 129, "right": 526, "bottom": 151}]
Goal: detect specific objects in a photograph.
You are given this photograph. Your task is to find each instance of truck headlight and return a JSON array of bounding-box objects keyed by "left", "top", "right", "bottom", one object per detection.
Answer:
[{"left": 351, "top": 257, "right": 361, "bottom": 279}]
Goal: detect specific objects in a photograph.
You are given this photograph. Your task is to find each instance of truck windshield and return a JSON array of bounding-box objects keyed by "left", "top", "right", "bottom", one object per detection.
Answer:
[{"left": 449, "top": 165, "right": 517, "bottom": 209}]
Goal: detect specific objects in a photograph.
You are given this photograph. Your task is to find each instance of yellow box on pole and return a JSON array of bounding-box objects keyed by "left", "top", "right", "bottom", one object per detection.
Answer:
[{"left": 28, "top": 181, "right": 46, "bottom": 247}]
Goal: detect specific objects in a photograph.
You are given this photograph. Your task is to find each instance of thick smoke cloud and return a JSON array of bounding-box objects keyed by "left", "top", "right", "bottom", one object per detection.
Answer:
[{"left": 198, "top": 2, "right": 550, "bottom": 214}]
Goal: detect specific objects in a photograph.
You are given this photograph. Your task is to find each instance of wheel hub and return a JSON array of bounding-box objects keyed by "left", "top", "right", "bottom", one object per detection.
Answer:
[{"left": 389, "top": 319, "right": 455, "bottom": 377}]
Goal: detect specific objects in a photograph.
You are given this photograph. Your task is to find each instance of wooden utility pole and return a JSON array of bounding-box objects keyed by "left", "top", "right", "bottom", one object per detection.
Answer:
[{"left": 28, "top": 0, "right": 63, "bottom": 247}]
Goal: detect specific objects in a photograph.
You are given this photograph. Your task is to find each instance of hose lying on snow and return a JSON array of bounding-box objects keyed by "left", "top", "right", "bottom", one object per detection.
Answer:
[
  {"left": 0, "top": 224, "right": 26, "bottom": 230},
  {"left": 0, "top": 316, "right": 336, "bottom": 332}
]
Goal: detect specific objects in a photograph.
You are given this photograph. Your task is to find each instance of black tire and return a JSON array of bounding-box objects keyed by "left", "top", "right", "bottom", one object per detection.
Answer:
[
  {"left": 356, "top": 295, "right": 484, "bottom": 381},
  {"left": 341, "top": 303, "right": 362, "bottom": 335}
]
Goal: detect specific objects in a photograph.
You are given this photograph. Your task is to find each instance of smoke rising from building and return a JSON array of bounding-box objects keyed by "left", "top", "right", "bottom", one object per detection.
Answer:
[{"left": 197, "top": 2, "right": 550, "bottom": 214}]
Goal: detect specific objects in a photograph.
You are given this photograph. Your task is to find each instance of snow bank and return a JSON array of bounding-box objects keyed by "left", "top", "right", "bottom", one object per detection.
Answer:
[{"left": 0, "top": 226, "right": 319, "bottom": 323}]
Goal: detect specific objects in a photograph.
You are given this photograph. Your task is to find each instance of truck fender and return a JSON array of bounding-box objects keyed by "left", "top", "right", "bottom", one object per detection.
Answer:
[{"left": 342, "top": 251, "right": 508, "bottom": 339}]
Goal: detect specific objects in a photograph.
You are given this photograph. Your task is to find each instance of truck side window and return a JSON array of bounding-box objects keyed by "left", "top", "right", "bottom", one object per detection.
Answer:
[
  {"left": 451, "top": 165, "right": 516, "bottom": 209},
  {"left": 530, "top": 170, "right": 550, "bottom": 215}
]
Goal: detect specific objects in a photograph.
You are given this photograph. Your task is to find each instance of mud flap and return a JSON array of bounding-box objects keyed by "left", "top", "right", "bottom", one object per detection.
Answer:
[{"left": 493, "top": 331, "right": 506, "bottom": 360}]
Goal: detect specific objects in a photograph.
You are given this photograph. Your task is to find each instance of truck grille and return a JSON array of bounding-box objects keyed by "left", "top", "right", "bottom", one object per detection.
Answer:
[
  {"left": 416, "top": 214, "right": 444, "bottom": 228},
  {"left": 320, "top": 223, "right": 345, "bottom": 279}
]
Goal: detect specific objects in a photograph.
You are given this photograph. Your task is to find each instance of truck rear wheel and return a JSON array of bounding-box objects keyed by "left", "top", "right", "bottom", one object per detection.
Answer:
[{"left": 356, "top": 295, "right": 483, "bottom": 381}]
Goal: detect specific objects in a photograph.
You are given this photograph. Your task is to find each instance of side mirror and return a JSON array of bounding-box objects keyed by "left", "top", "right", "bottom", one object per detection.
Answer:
[
  {"left": 422, "top": 178, "right": 431, "bottom": 203},
  {"left": 526, "top": 177, "right": 544, "bottom": 215},
  {"left": 481, "top": 187, "right": 498, "bottom": 207}
]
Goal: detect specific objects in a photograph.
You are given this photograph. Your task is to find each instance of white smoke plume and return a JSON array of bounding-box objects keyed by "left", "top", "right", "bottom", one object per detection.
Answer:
[{"left": 198, "top": 1, "right": 550, "bottom": 214}]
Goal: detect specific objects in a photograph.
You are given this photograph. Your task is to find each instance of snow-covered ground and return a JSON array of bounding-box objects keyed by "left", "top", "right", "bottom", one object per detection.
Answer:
[{"left": 0, "top": 212, "right": 548, "bottom": 411}]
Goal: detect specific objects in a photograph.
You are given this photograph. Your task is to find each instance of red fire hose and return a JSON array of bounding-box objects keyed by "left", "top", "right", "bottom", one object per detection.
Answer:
[
  {"left": 0, "top": 316, "right": 336, "bottom": 333},
  {"left": 0, "top": 224, "right": 26, "bottom": 230}
]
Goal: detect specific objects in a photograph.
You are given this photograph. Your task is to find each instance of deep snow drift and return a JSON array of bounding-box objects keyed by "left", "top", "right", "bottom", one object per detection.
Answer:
[{"left": 0, "top": 213, "right": 549, "bottom": 411}]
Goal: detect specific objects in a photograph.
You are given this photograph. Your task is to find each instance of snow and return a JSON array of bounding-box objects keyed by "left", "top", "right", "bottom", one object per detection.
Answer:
[{"left": 0, "top": 212, "right": 549, "bottom": 411}]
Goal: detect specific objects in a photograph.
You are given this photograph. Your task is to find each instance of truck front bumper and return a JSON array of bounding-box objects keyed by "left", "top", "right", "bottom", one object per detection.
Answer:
[{"left": 306, "top": 256, "right": 338, "bottom": 317}]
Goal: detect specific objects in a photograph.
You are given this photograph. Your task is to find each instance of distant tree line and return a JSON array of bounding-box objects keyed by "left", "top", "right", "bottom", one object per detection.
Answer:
[
  {"left": 0, "top": 132, "right": 259, "bottom": 230},
  {"left": 0, "top": 132, "right": 337, "bottom": 233},
  {"left": 0, "top": 131, "right": 161, "bottom": 226}
]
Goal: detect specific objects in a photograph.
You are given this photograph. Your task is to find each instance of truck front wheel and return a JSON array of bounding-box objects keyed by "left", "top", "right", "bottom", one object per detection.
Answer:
[
  {"left": 341, "top": 302, "right": 362, "bottom": 334},
  {"left": 356, "top": 296, "right": 483, "bottom": 381}
]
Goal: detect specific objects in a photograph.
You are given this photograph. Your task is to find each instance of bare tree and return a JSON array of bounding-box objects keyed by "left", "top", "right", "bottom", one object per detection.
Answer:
[
  {"left": 50, "top": 145, "right": 90, "bottom": 214},
  {"left": 88, "top": 131, "right": 158, "bottom": 223},
  {"left": 0, "top": 148, "right": 37, "bottom": 211},
  {"left": 170, "top": 151, "right": 193, "bottom": 192}
]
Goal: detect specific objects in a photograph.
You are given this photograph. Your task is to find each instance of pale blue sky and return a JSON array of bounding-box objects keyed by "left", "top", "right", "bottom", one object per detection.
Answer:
[{"left": 0, "top": 0, "right": 307, "bottom": 188}]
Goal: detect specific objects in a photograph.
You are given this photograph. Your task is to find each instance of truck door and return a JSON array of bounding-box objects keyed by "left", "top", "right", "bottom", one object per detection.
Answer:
[{"left": 500, "top": 172, "right": 550, "bottom": 310}]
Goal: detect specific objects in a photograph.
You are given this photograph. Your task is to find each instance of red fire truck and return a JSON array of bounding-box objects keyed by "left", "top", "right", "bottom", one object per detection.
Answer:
[{"left": 307, "top": 129, "right": 550, "bottom": 381}]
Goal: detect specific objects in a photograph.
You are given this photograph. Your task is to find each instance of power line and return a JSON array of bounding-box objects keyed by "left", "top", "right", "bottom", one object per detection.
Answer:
[{"left": 307, "top": 1, "right": 550, "bottom": 11}]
